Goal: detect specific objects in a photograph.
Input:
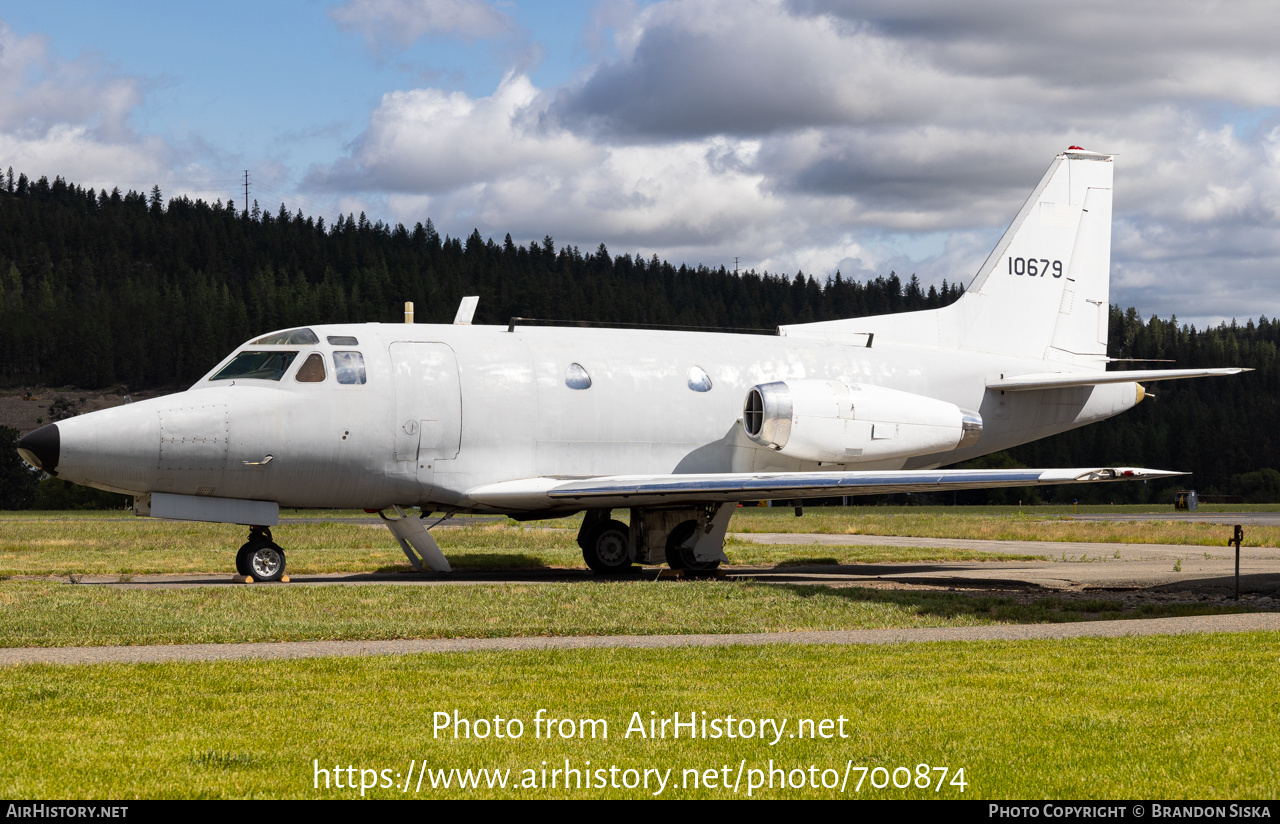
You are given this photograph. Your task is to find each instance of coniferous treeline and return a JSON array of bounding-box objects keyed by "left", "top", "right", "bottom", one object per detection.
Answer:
[
  {"left": 0, "top": 171, "right": 959, "bottom": 389},
  {"left": 1004, "top": 309, "right": 1280, "bottom": 502},
  {"left": 0, "top": 169, "right": 1275, "bottom": 502}
]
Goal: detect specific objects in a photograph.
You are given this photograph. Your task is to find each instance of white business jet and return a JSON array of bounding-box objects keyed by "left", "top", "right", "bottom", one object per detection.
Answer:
[{"left": 16, "top": 149, "right": 1246, "bottom": 580}]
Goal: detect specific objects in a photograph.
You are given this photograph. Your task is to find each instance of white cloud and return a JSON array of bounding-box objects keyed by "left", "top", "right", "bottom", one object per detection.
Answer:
[
  {"left": 328, "top": 0, "right": 515, "bottom": 50},
  {"left": 308, "top": 0, "right": 1280, "bottom": 324},
  {"left": 552, "top": 1, "right": 971, "bottom": 139},
  {"left": 0, "top": 21, "right": 250, "bottom": 210},
  {"left": 794, "top": 0, "right": 1280, "bottom": 107},
  {"left": 306, "top": 73, "right": 597, "bottom": 193},
  {"left": 0, "top": 22, "right": 141, "bottom": 141},
  {"left": 0, "top": 125, "right": 166, "bottom": 190},
  {"left": 0, "top": 22, "right": 175, "bottom": 191}
]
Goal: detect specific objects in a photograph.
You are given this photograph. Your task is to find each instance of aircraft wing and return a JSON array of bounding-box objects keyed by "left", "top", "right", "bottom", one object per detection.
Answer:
[
  {"left": 466, "top": 467, "right": 1184, "bottom": 511},
  {"left": 987, "top": 368, "right": 1248, "bottom": 391}
]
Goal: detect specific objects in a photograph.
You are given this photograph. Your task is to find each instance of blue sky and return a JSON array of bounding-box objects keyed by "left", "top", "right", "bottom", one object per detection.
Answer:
[
  {"left": 0, "top": 1, "right": 620, "bottom": 197},
  {"left": 3, "top": 0, "right": 1280, "bottom": 327}
]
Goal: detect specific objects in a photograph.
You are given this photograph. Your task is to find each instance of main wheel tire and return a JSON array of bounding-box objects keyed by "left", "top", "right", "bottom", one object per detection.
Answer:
[
  {"left": 235, "top": 542, "right": 255, "bottom": 577},
  {"left": 581, "top": 519, "right": 634, "bottom": 574},
  {"left": 247, "top": 542, "right": 287, "bottom": 582},
  {"left": 664, "top": 520, "right": 721, "bottom": 572}
]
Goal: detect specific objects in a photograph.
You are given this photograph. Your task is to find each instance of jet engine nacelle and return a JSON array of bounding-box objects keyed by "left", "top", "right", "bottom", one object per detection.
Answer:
[{"left": 742, "top": 380, "right": 982, "bottom": 464}]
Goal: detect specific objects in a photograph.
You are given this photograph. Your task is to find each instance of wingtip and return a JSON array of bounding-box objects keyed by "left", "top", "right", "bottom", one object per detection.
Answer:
[{"left": 1067, "top": 467, "right": 1188, "bottom": 482}]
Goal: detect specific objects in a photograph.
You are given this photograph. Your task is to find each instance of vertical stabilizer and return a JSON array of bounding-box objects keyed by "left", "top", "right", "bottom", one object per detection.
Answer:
[
  {"left": 777, "top": 149, "right": 1115, "bottom": 364},
  {"left": 956, "top": 150, "right": 1113, "bottom": 364}
]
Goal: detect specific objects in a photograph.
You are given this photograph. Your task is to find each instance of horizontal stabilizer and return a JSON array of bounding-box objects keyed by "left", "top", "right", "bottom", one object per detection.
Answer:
[
  {"left": 468, "top": 467, "right": 1185, "bottom": 511},
  {"left": 988, "top": 368, "right": 1249, "bottom": 391}
]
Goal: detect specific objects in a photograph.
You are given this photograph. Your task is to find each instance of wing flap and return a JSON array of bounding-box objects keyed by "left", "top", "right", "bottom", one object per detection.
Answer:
[
  {"left": 988, "top": 368, "right": 1248, "bottom": 391},
  {"left": 467, "top": 467, "right": 1185, "bottom": 511}
]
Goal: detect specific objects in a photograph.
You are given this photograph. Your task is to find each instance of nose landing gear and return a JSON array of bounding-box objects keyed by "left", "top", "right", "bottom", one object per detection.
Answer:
[{"left": 235, "top": 525, "right": 287, "bottom": 582}]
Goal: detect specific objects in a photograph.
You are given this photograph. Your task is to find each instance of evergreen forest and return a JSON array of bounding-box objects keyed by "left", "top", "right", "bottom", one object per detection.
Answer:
[{"left": 0, "top": 170, "right": 1276, "bottom": 505}]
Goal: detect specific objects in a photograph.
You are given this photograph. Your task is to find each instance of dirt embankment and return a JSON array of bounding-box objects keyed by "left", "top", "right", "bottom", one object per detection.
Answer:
[{"left": 0, "top": 387, "right": 177, "bottom": 436}]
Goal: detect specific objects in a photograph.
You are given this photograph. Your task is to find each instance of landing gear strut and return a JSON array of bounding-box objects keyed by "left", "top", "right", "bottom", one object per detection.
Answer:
[
  {"left": 664, "top": 520, "right": 721, "bottom": 572},
  {"left": 235, "top": 525, "right": 287, "bottom": 582}
]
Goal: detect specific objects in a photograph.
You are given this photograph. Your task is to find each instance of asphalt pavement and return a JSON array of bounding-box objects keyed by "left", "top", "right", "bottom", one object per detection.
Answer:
[{"left": 3, "top": 613, "right": 1277, "bottom": 666}]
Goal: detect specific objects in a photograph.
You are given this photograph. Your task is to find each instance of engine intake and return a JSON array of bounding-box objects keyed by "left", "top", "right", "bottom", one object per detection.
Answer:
[{"left": 742, "top": 380, "right": 981, "bottom": 463}]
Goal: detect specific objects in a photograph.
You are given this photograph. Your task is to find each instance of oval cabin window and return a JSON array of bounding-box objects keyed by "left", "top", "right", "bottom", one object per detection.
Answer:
[
  {"left": 687, "top": 365, "right": 712, "bottom": 392},
  {"left": 565, "top": 363, "right": 592, "bottom": 390}
]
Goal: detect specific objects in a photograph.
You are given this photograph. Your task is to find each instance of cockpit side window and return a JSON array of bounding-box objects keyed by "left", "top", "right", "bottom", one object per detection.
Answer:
[
  {"left": 210, "top": 351, "right": 299, "bottom": 381},
  {"left": 333, "top": 351, "right": 367, "bottom": 385},
  {"left": 295, "top": 352, "right": 326, "bottom": 383}
]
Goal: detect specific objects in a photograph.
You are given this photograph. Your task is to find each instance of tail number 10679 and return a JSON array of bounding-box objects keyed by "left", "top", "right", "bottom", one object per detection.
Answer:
[{"left": 1008, "top": 257, "right": 1063, "bottom": 278}]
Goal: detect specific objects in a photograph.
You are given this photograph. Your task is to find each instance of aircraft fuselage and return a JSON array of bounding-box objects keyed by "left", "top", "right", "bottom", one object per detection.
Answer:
[{"left": 45, "top": 320, "right": 1138, "bottom": 514}]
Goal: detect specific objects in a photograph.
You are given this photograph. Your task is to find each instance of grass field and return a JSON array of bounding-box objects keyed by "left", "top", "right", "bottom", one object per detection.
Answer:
[
  {"left": 1, "top": 506, "right": 1277, "bottom": 799},
  {"left": 2, "top": 633, "right": 1277, "bottom": 798},
  {"left": 2, "top": 505, "right": 1275, "bottom": 578},
  {"left": 0, "top": 580, "right": 1249, "bottom": 648},
  {"left": 0, "top": 508, "right": 1262, "bottom": 652},
  {"left": 0, "top": 516, "right": 1048, "bottom": 576}
]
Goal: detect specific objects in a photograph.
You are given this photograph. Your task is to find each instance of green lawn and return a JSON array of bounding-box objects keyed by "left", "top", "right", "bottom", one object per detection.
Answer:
[
  {"left": 0, "top": 579, "right": 1253, "bottom": 648},
  {"left": 2, "top": 633, "right": 1277, "bottom": 798},
  {"left": 3, "top": 504, "right": 1273, "bottom": 578},
  {"left": 0, "top": 517, "right": 1041, "bottom": 576}
]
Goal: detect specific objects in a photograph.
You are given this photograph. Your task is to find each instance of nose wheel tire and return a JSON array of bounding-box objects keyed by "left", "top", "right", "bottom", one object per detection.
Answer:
[
  {"left": 581, "top": 519, "right": 634, "bottom": 575},
  {"left": 235, "top": 540, "right": 287, "bottom": 582},
  {"left": 664, "top": 520, "right": 720, "bottom": 572}
]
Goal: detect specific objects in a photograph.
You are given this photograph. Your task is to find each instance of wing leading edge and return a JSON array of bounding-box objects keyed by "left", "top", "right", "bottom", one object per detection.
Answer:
[{"left": 467, "top": 467, "right": 1185, "bottom": 511}]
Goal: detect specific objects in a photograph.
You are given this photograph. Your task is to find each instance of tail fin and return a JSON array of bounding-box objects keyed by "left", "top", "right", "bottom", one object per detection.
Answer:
[
  {"left": 957, "top": 149, "right": 1112, "bottom": 364},
  {"left": 779, "top": 149, "right": 1113, "bottom": 366}
]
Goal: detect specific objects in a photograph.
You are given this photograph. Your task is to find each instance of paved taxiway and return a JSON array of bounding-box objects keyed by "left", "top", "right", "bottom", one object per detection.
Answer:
[
  {"left": 3, "top": 613, "right": 1278, "bottom": 666},
  {"left": 730, "top": 532, "right": 1280, "bottom": 591},
  {"left": 1062, "top": 511, "right": 1280, "bottom": 526}
]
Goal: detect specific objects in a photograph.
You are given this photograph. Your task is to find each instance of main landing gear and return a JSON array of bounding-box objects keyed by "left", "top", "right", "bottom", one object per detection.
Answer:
[
  {"left": 576, "top": 505, "right": 734, "bottom": 575},
  {"left": 578, "top": 512, "right": 634, "bottom": 575},
  {"left": 663, "top": 519, "right": 720, "bottom": 572},
  {"left": 235, "top": 525, "right": 287, "bottom": 582}
]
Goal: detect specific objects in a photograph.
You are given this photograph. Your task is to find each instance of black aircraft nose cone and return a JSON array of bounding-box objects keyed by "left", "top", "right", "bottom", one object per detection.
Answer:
[{"left": 17, "top": 424, "right": 59, "bottom": 474}]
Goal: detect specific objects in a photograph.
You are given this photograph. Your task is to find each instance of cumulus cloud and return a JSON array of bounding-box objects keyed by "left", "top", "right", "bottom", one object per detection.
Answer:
[
  {"left": 0, "top": 22, "right": 142, "bottom": 142},
  {"left": 551, "top": 2, "right": 970, "bottom": 139},
  {"left": 795, "top": 0, "right": 1280, "bottom": 105},
  {"left": 328, "top": 0, "right": 516, "bottom": 50},
  {"left": 0, "top": 22, "right": 174, "bottom": 189},
  {"left": 311, "top": 0, "right": 1280, "bottom": 324},
  {"left": 306, "top": 73, "right": 597, "bottom": 193}
]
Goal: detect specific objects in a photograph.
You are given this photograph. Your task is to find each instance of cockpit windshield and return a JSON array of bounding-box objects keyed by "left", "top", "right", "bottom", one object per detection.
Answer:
[
  {"left": 251, "top": 328, "right": 319, "bottom": 345},
  {"left": 210, "top": 351, "right": 299, "bottom": 381}
]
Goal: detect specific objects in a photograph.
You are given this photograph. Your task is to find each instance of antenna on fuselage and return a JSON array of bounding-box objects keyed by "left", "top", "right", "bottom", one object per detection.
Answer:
[
  {"left": 404, "top": 301, "right": 414, "bottom": 323},
  {"left": 454, "top": 296, "right": 479, "bottom": 325}
]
